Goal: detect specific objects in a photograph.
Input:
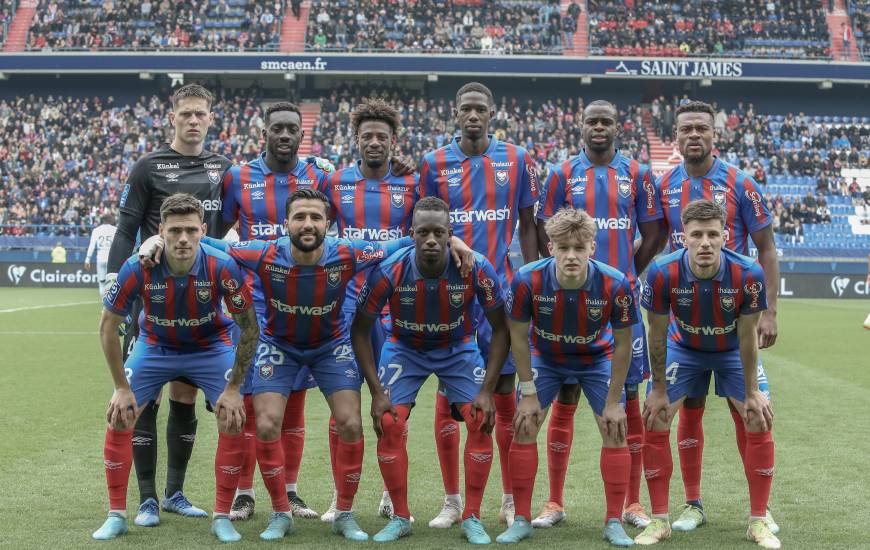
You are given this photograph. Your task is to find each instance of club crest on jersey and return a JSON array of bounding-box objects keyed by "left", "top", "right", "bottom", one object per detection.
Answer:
[
  {"left": 221, "top": 278, "right": 239, "bottom": 292},
  {"left": 713, "top": 191, "right": 726, "bottom": 208},
  {"left": 231, "top": 293, "right": 246, "bottom": 310},
  {"left": 208, "top": 170, "right": 221, "bottom": 185},
  {"left": 327, "top": 269, "right": 342, "bottom": 287},
  {"left": 720, "top": 295, "right": 735, "bottom": 312},
  {"left": 391, "top": 192, "right": 405, "bottom": 208},
  {"left": 618, "top": 181, "right": 631, "bottom": 198},
  {"left": 587, "top": 306, "right": 602, "bottom": 321},
  {"left": 196, "top": 288, "right": 211, "bottom": 304},
  {"left": 495, "top": 170, "right": 509, "bottom": 186},
  {"left": 259, "top": 364, "right": 273, "bottom": 380},
  {"left": 450, "top": 292, "right": 464, "bottom": 308}
]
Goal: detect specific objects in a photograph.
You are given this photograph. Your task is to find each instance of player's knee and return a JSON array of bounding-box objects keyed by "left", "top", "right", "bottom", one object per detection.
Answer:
[
  {"left": 255, "top": 411, "right": 282, "bottom": 440},
  {"left": 557, "top": 383, "right": 582, "bottom": 405},
  {"left": 334, "top": 414, "right": 362, "bottom": 441},
  {"left": 380, "top": 412, "right": 406, "bottom": 442},
  {"left": 652, "top": 409, "right": 672, "bottom": 431},
  {"left": 684, "top": 395, "right": 706, "bottom": 409},
  {"left": 513, "top": 420, "right": 540, "bottom": 443}
]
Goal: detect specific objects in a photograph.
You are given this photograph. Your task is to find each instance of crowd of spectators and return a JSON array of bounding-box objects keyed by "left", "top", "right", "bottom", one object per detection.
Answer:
[
  {"left": 304, "top": 0, "right": 582, "bottom": 55},
  {"left": 588, "top": 0, "right": 831, "bottom": 59},
  {"left": 0, "top": 90, "right": 277, "bottom": 236},
  {"left": 26, "top": 0, "right": 284, "bottom": 51},
  {"left": 850, "top": 0, "right": 869, "bottom": 59},
  {"left": 0, "top": 2, "right": 14, "bottom": 47},
  {"left": 767, "top": 192, "right": 833, "bottom": 243}
]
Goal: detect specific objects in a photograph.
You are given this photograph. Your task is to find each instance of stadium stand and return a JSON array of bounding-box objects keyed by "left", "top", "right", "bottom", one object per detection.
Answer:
[
  {"left": 26, "top": 0, "right": 285, "bottom": 51},
  {"left": 587, "top": 0, "right": 832, "bottom": 59},
  {"left": 0, "top": 1, "right": 15, "bottom": 47},
  {"left": 850, "top": 0, "right": 870, "bottom": 59},
  {"left": 303, "top": 0, "right": 576, "bottom": 55}
]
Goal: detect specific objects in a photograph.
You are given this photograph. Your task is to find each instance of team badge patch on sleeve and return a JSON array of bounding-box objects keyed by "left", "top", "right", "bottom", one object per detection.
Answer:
[
  {"left": 230, "top": 293, "right": 246, "bottom": 310},
  {"left": 221, "top": 278, "right": 239, "bottom": 292}
]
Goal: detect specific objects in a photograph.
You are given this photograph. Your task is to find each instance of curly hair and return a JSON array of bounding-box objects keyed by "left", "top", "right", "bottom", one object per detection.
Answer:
[{"left": 350, "top": 97, "right": 401, "bottom": 137}]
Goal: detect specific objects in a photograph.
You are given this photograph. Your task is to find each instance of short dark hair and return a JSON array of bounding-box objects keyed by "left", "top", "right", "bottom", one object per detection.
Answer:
[
  {"left": 350, "top": 97, "right": 401, "bottom": 137},
  {"left": 171, "top": 84, "right": 214, "bottom": 110},
  {"left": 160, "top": 193, "right": 204, "bottom": 223},
  {"left": 583, "top": 99, "right": 617, "bottom": 117},
  {"left": 456, "top": 82, "right": 494, "bottom": 107},
  {"left": 675, "top": 100, "right": 716, "bottom": 124},
  {"left": 285, "top": 188, "right": 330, "bottom": 217},
  {"left": 265, "top": 101, "right": 302, "bottom": 124},
  {"left": 412, "top": 197, "right": 450, "bottom": 224},
  {"left": 681, "top": 199, "right": 725, "bottom": 228}
]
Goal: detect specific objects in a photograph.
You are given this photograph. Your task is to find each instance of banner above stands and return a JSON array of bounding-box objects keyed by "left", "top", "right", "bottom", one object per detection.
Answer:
[{"left": 0, "top": 53, "right": 868, "bottom": 82}]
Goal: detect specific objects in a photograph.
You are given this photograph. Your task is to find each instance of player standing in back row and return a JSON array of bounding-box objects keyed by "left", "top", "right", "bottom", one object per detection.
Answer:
[
  {"left": 105, "top": 84, "right": 233, "bottom": 526},
  {"left": 655, "top": 100, "right": 780, "bottom": 534},
  {"left": 86, "top": 213, "right": 117, "bottom": 297},
  {"left": 419, "top": 82, "right": 539, "bottom": 528}
]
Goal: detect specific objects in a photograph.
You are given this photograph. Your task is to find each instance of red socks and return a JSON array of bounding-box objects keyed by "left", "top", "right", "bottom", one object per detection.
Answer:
[
  {"left": 624, "top": 396, "right": 644, "bottom": 506},
  {"left": 434, "top": 391, "right": 460, "bottom": 495},
  {"left": 677, "top": 406, "right": 705, "bottom": 502},
  {"left": 103, "top": 427, "right": 133, "bottom": 512},
  {"left": 282, "top": 390, "right": 306, "bottom": 486},
  {"left": 377, "top": 406, "right": 412, "bottom": 519},
  {"left": 334, "top": 437, "right": 364, "bottom": 511},
  {"left": 730, "top": 408, "right": 748, "bottom": 466},
  {"left": 601, "top": 447, "right": 631, "bottom": 523},
  {"left": 237, "top": 395, "right": 257, "bottom": 492},
  {"left": 255, "top": 437, "right": 290, "bottom": 513},
  {"left": 493, "top": 391, "right": 516, "bottom": 495},
  {"left": 546, "top": 400, "right": 577, "bottom": 506},
  {"left": 328, "top": 416, "right": 339, "bottom": 480},
  {"left": 509, "top": 441, "right": 538, "bottom": 520},
  {"left": 214, "top": 432, "right": 245, "bottom": 515},
  {"left": 460, "top": 404, "right": 494, "bottom": 520},
  {"left": 745, "top": 430, "right": 775, "bottom": 517},
  {"left": 643, "top": 430, "right": 673, "bottom": 516}
]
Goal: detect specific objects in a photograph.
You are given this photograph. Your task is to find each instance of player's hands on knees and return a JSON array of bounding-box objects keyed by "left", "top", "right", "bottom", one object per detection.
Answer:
[
  {"left": 215, "top": 386, "right": 246, "bottom": 434},
  {"left": 107, "top": 387, "right": 138, "bottom": 429},
  {"left": 601, "top": 401, "right": 627, "bottom": 444},
  {"left": 449, "top": 236, "right": 475, "bottom": 277},
  {"left": 472, "top": 390, "right": 496, "bottom": 434},
  {"left": 742, "top": 390, "right": 773, "bottom": 432},
  {"left": 642, "top": 386, "right": 671, "bottom": 432},
  {"left": 757, "top": 311, "right": 778, "bottom": 349},
  {"left": 371, "top": 392, "right": 396, "bottom": 439},
  {"left": 390, "top": 154, "right": 417, "bottom": 176},
  {"left": 513, "top": 394, "right": 543, "bottom": 438},
  {"left": 138, "top": 235, "right": 165, "bottom": 268}
]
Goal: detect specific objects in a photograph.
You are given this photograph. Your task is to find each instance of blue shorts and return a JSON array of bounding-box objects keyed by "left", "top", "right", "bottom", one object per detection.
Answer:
[
  {"left": 342, "top": 304, "right": 390, "bottom": 367},
  {"left": 241, "top": 305, "right": 317, "bottom": 395},
  {"left": 251, "top": 336, "right": 361, "bottom": 398},
  {"left": 562, "top": 309, "right": 648, "bottom": 388},
  {"left": 476, "top": 306, "right": 516, "bottom": 376},
  {"left": 530, "top": 352, "right": 624, "bottom": 416},
  {"left": 379, "top": 339, "right": 485, "bottom": 406},
  {"left": 125, "top": 341, "right": 232, "bottom": 407},
  {"left": 664, "top": 345, "right": 772, "bottom": 403}
]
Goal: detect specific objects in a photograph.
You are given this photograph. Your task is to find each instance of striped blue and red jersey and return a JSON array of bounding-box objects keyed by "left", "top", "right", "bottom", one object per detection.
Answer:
[
  {"left": 207, "top": 235, "right": 410, "bottom": 350},
  {"left": 326, "top": 161, "right": 419, "bottom": 305},
  {"left": 357, "top": 247, "right": 503, "bottom": 350},
  {"left": 418, "top": 136, "right": 539, "bottom": 287},
  {"left": 642, "top": 247, "right": 767, "bottom": 352},
  {"left": 536, "top": 150, "right": 661, "bottom": 292},
  {"left": 657, "top": 157, "right": 771, "bottom": 254},
  {"left": 221, "top": 153, "right": 330, "bottom": 241},
  {"left": 103, "top": 243, "right": 251, "bottom": 351},
  {"left": 508, "top": 257, "right": 637, "bottom": 366}
]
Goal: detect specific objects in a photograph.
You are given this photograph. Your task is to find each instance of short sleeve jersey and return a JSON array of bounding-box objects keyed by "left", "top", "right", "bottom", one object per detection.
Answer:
[
  {"left": 419, "top": 136, "right": 539, "bottom": 286},
  {"left": 657, "top": 157, "right": 771, "bottom": 254},
  {"left": 508, "top": 257, "right": 637, "bottom": 366},
  {"left": 536, "top": 150, "right": 661, "bottom": 291},
  {"left": 357, "top": 247, "right": 503, "bottom": 350},
  {"left": 103, "top": 243, "right": 251, "bottom": 351},
  {"left": 642, "top": 247, "right": 767, "bottom": 352}
]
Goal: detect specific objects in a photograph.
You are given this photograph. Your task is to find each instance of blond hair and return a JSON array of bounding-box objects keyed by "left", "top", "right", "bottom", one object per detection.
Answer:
[{"left": 544, "top": 207, "right": 597, "bottom": 245}]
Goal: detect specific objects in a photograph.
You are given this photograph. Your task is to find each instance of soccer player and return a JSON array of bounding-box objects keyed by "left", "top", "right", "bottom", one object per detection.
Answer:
[
  {"left": 351, "top": 197, "right": 509, "bottom": 544},
  {"left": 105, "top": 84, "right": 233, "bottom": 526},
  {"left": 534, "top": 100, "right": 665, "bottom": 529},
  {"left": 92, "top": 194, "right": 259, "bottom": 542},
  {"left": 656, "top": 100, "right": 780, "bottom": 533},
  {"left": 86, "top": 213, "right": 117, "bottom": 297},
  {"left": 419, "top": 81, "right": 539, "bottom": 528},
  {"left": 220, "top": 101, "right": 334, "bottom": 522},
  {"left": 499, "top": 207, "right": 638, "bottom": 546},
  {"left": 635, "top": 199, "right": 778, "bottom": 549}
]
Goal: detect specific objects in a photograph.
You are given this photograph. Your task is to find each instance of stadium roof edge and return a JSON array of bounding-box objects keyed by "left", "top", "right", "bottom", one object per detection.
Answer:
[{"left": 0, "top": 53, "right": 868, "bottom": 83}]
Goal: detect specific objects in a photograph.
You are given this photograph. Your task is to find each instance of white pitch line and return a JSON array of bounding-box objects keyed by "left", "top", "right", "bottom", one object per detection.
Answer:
[
  {"left": 0, "top": 300, "right": 99, "bottom": 313},
  {"left": 0, "top": 331, "right": 97, "bottom": 335}
]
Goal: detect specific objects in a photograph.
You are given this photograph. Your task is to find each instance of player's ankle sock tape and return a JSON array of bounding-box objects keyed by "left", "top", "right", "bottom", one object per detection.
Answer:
[
  {"left": 166, "top": 400, "right": 197, "bottom": 496},
  {"left": 133, "top": 401, "right": 159, "bottom": 503}
]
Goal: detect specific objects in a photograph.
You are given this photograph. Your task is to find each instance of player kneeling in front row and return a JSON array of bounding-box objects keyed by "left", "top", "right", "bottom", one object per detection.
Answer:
[
  {"left": 636, "top": 199, "right": 779, "bottom": 549},
  {"left": 93, "top": 193, "right": 260, "bottom": 542},
  {"left": 500, "top": 207, "right": 637, "bottom": 547},
  {"left": 352, "top": 197, "right": 510, "bottom": 545}
]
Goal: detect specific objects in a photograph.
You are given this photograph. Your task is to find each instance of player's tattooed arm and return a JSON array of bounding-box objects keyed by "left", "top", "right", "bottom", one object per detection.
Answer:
[
  {"left": 518, "top": 206, "right": 539, "bottom": 264},
  {"left": 228, "top": 307, "right": 259, "bottom": 387},
  {"left": 750, "top": 225, "right": 779, "bottom": 349}
]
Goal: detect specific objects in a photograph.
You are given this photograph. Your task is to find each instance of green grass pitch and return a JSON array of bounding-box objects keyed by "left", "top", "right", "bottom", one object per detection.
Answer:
[{"left": 1, "top": 288, "right": 868, "bottom": 549}]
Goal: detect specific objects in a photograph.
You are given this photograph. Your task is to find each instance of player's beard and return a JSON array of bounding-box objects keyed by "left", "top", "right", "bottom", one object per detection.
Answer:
[
  {"left": 364, "top": 155, "right": 386, "bottom": 169},
  {"left": 683, "top": 143, "right": 711, "bottom": 165},
  {"left": 290, "top": 230, "right": 325, "bottom": 253}
]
